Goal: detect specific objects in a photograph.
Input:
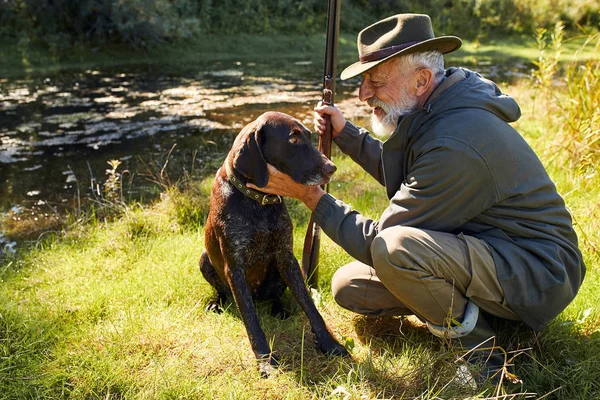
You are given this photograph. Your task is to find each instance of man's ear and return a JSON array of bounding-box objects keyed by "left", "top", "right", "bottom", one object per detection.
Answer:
[
  {"left": 232, "top": 121, "right": 269, "bottom": 187},
  {"left": 414, "top": 68, "right": 434, "bottom": 97}
]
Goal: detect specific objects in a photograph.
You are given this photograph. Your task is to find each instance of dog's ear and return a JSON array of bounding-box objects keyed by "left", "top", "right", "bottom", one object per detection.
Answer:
[{"left": 232, "top": 121, "right": 269, "bottom": 187}]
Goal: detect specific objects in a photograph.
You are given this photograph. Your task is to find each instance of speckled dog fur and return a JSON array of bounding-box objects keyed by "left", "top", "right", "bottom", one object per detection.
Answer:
[{"left": 200, "top": 111, "right": 348, "bottom": 376}]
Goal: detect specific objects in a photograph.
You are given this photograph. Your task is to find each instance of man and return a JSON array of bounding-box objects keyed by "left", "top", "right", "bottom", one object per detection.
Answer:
[{"left": 250, "top": 14, "right": 586, "bottom": 381}]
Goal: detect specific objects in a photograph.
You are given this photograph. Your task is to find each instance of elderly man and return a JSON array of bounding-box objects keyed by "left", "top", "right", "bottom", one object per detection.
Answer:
[{"left": 251, "top": 14, "right": 585, "bottom": 380}]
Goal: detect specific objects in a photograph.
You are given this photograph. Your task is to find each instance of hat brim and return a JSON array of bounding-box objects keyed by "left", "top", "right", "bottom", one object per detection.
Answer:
[{"left": 340, "top": 36, "right": 462, "bottom": 80}]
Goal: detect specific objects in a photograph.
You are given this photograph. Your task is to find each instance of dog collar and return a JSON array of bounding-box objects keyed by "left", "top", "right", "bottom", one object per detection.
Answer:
[{"left": 224, "top": 162, "right": 283, "bottom": 206}]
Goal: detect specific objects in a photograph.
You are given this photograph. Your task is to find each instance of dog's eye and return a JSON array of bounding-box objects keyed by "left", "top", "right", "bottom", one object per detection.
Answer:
[{"left": 289, "top": 136, "right": 299, "bottom": 144}]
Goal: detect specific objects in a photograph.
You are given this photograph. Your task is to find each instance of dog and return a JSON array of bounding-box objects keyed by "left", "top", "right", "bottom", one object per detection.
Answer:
[{"left": 200, "top": 111, "right": 349, "bottom": 376}]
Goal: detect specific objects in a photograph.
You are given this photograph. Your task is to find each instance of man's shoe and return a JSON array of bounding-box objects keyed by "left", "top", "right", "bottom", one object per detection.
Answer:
[{"left": 427, "top": 301, "right": 506, "bottom": 384}]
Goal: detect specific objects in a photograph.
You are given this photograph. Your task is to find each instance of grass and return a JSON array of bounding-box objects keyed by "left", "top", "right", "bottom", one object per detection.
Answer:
[
  {"left": 0, "top": 195, "right": 481, "bottom": 399},
  {"left": 1, "top": 33, "right": 600, "bottom": 398},
  {"left": 2, "top": 31, "right": 598, "bottom": 80},
  {"left": 2, "top": 156, "right": 598, "bottom": 398},
  {"left": 0, "top": 34, "right": 356, "bottom": 79}
]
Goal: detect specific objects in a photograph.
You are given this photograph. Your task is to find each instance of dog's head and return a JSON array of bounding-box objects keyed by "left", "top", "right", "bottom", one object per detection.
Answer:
[{"left": 230, "top": 111, "right": 336, "bottom": 188}]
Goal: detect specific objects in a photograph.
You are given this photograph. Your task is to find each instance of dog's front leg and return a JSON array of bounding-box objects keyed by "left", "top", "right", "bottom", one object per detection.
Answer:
[
  {"left": 226, "top": 265, "right": 279, "bottom": 377},
  {"left": 278, "top": 255, "right": 349, "bottom": 358}
]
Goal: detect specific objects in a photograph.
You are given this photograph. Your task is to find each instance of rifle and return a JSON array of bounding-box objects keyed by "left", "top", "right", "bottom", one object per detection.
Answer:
[{"left": 301, "top": 0, "right": 341, "bottom": 287}]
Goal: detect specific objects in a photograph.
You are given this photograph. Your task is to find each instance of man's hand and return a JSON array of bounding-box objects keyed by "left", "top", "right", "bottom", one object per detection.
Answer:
[
  {"left": 246, "top": 164, "right": 326, "bottom": 211},
  {"left": 314, "top": 101, "right": 346, "bottom": 139}
]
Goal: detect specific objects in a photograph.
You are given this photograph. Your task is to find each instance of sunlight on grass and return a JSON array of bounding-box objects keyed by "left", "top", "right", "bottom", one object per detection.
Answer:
[
  {"left": 0, "top": 198, "right": 501, "bottom": 398},
  {"left": 2, "top": 32, "right": 600, "bottom": 398}
]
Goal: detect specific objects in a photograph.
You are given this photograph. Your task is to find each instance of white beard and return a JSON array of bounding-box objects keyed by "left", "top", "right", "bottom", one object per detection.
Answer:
[
  {"left": 369, "top": 88, "right": 420, "bottom": 137},
  {"left": 370, "top": 114, "right": 396, "bottom": 137}
]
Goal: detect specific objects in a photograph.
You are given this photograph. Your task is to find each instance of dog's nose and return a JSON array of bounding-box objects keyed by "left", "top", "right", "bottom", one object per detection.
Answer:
[{"left": 323, "top": 162, "right": 337, "bottom": 177}]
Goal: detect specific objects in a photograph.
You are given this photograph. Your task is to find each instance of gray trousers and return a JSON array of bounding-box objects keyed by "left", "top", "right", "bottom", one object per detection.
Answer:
[{"left": 331, "top": 226, "right": 520, "bottom": 325}]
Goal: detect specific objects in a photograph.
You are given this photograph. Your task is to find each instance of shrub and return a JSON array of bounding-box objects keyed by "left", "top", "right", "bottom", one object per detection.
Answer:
[
  {"left": 0, "top": 0, "right": 200, "bottom": 50},
  {"left": 1, "top": 0, "right": 598, "bottom": 50}
]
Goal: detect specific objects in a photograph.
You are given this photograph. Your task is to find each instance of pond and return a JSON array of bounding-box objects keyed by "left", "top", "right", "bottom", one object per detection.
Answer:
[{"left": 0, "top": 55, "right": 529, "bottom": 250}]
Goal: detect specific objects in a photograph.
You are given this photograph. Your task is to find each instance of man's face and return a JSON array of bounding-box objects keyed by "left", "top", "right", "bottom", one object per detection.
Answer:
[{"left": 359, "top": 58, "right": 420, "bottom": 136}]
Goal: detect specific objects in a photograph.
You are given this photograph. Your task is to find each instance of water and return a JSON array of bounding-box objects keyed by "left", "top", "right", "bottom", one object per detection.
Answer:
[{"left": 0, "top": 56, "right": 529, "bottom": 245}]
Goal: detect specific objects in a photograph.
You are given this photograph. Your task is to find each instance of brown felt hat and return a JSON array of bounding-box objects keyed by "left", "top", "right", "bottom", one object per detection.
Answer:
[{"left": 340, "top": 14, "right": 462, "bottom": 80}]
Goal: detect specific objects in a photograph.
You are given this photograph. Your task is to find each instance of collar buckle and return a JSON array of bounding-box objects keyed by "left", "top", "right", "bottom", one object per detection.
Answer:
[{"left": 262, "top": 194, "right": 283, "bottom": 205}]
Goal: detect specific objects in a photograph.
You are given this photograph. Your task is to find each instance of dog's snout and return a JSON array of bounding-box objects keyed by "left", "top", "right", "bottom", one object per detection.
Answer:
[{"left": 323, "top": 162, "right": 337, "bottom": 177}]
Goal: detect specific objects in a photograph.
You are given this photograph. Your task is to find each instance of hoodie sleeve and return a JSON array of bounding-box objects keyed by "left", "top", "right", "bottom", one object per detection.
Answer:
[
  {"left": 333, "top": 121, "right": 386, "bottom": 186},
  {"left": 313, "top": 193, "right": 380, "bottom": 266},
  {"left": 313, "top": 137, "right": 499, "bottom": 266}
]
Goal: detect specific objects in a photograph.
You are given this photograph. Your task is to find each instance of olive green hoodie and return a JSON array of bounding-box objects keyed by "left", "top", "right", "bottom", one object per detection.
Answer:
[{"left": 313, "top": 67, "right": 585, "bottom": 330}]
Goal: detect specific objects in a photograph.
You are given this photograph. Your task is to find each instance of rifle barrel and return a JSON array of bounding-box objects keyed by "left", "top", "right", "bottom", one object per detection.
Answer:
[{"left": 301, "top": 0, "right": 341, "bottom": 286}]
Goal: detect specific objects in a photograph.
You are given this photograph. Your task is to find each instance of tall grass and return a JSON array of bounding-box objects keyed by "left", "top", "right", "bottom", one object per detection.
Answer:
[
  {"left": 561, "top": 34, "right": 600, "bottom": 170},
  {"left": 531, "top": 22, "right": 600, "bottom": 170},
  {"left": 525, "top": 23, "right": 600, "bottom": 275}
]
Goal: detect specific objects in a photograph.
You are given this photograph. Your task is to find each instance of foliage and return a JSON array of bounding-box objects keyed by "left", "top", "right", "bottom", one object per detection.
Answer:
[
  {"left": 516, "top": 0, "right": 600, "bottom": 32},
  {"left": 531, "top": 23, "right": 564, "bottom": 92},
  {"left": 0, "top": 0, "right": 201, "bottom": 50},
  {"left": 1, "top": 0, "right": 598, "bottom": 53},
  {"left": 104, "top": 159, "right": 125, "bottom": 204},
  {"left": 344, "top": 0, "right": 535, "bottom": 39}
]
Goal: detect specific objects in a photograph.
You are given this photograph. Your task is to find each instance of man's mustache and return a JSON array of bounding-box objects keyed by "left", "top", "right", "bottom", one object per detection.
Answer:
[{"left": 367, "top": 97, "right": 390, "bottom": 114}]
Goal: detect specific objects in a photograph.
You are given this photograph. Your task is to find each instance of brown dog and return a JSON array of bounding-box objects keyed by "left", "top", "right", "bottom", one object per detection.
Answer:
[{"left": 200, "top": 111, "right": 348, "bottom": 376}]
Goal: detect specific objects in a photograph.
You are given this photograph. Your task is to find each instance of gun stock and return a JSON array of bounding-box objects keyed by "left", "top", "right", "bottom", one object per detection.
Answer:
[{"left": 301, "top": 0, "right": 341, "bottom": 286}]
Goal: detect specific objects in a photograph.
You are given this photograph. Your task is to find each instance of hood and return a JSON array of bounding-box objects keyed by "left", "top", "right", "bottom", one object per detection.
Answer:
[{"left": 425, "top": 67, "right": 521, "bottom": 123}]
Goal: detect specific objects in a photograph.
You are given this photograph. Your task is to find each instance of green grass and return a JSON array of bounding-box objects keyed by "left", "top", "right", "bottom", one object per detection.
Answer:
[
  {"left": 2, "top": 32, "right": 598, "bottom": 80},
  {"left": 1, "top": 35, "right": 599, "bottom": 398},
  {"left": 0, "top": 34, "right": 358, "bottom": 79},
  {"left": 455, "top": 34, "right": 599, "bottom": 64},
  {"left": 2, "top": 146, "right": 599, "bottom": 398}
]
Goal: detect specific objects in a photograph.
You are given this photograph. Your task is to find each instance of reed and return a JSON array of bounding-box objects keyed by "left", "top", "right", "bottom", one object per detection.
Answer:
[{"left": 531, "top": 22, "right": 600, "bottom": 170}]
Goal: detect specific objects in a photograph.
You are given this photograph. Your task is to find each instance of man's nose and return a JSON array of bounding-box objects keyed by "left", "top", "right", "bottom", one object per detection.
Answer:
[{"left": 359, "top": 78, "right": 373, "bottom": 102}]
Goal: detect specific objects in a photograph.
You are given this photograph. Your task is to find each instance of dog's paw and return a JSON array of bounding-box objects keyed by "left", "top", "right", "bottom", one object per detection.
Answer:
[
  {"left": 258, "top": 361, "right": 276, "bottom": 378},
  {"left": 318, "top": 340, "right": 351, "bottom": 358},
  {"left": 205, "top": 301, "right": 223, "bottom": 314},
  {"left": 270, "top": 302, "right": 290, "bottom": 320},
  {"left": 257, "top": 353, "right": 280, "bottom": 378}
]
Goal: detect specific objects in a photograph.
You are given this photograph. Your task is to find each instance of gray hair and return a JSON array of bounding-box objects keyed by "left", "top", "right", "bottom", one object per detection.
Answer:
[{"left": 396, "top": 51, "right": 445, "bottom": 84}]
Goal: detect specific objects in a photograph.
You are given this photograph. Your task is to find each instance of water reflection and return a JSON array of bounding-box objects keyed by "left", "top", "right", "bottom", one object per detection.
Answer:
[{"left": 0, "top": 63, "right": 322, "bottom": 215}]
